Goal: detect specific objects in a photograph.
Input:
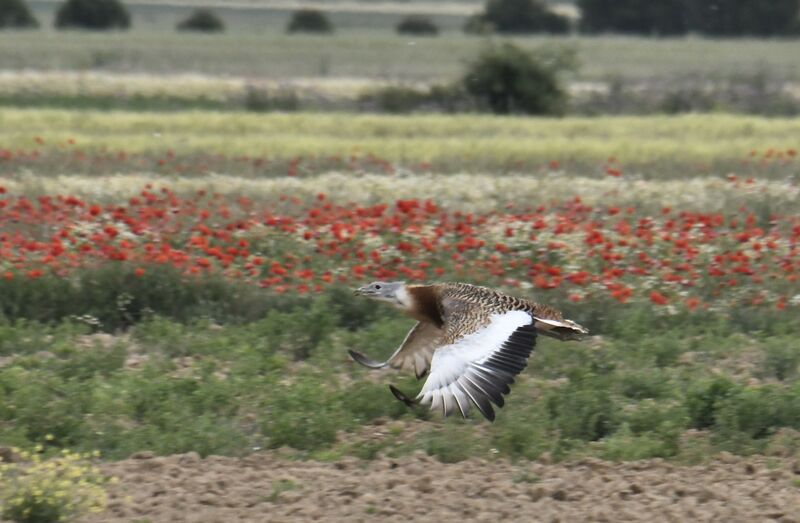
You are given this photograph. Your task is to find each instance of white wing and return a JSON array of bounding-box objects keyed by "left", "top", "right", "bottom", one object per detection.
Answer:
[{"left": 416, "top": 310, "right": 536, "bottom": 421}]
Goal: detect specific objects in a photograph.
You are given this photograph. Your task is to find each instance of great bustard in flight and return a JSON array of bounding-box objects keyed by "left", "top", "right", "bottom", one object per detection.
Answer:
[{"left": 350, "top": 281, "right": 588, "bottom": 422}]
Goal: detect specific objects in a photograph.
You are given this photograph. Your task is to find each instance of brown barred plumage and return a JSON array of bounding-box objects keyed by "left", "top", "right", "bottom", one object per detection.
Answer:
[
  {"left": 408, "top": 282, "right": 586, "bottom": 344},
  {"left": 350, "top": 280, "right": 588, "bottom": 421}
]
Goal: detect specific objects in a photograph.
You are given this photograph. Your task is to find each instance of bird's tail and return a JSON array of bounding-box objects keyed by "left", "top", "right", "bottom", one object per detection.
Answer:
[{"left": 533, "top": 317, "right": 589, "bottom": 341}]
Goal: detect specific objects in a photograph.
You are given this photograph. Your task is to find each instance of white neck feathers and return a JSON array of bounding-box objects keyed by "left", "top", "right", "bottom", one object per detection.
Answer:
[{"left": 395, "top": 284, "right": 414, "bottom": 310}]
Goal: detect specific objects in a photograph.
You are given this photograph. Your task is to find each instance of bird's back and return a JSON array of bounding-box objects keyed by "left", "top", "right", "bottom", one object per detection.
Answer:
[{"left": 432, "top": 282, "right": 586, "bottom": 341}]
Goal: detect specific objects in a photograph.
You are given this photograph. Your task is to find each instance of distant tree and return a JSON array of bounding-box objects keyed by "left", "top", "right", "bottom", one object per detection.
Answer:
[
  {"left": 55, "top": 0, "right": 130, "bottom": 30},
  {"left": 578, "top": 0, "right": 686, "bottom": 36},
  {"left": 177, "top": 8, "right": 224, "bottom": 32},
  {"left": 0, "top": 0, "right": 39, "bottom": 28},
  {"left": 286, "top": 8, "right": 333, "bottom": 34},
  {"left": 462, "top": 43, "right": 571, "bottom": 115},
  {"left": 685, "top": 0, "right": 800, "bottom": 37},
  {"left": 396, "top": 15, "right": 439, "bottom": 36},
  {"left": 467, "top": 0, "right": 570, "bottom": 34}
]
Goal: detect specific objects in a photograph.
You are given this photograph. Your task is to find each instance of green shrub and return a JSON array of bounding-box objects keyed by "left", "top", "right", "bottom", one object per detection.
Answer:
[
  {"left": 340, "top": 380, "right": 411, "bottom": 422},
  {"left": 470, "top": 0, "right": 570, "bottom": 34},
  {"left": 176, "top": 8, "right": 224, "bottom": 32},
  {"left": 598, "top": 423, "right": 677, "bottom": 461},
  {"left": 462, "top": 43, "right": 570, "bottom": 115},
  {"left": 578, "top": 0, "right": 686, "bottom": 35},
  {"left": 686, "top": 376, "right": 739, "bottom": 430},
  {"left": 260, "top": 377, "right": 341, "bottom": 451},
  {"left": 714, "top": 385, "right": 800, "bottom": 442},
  {"left": 0, "top": 0, "right": 38, "bottom": 28},
  {"left": 0, "top": 264, "right": 312, "bottom": 330},
  {"left": 617, "top": 369, "right": 671, "bottom": 400},
  {"left": 358, "top": 84, "right": 471, "bottom": 114},
  {"left": 243, "top": 85, "right": 300, "bottom": 112},
  {"left": 0, "top": 449, "right": 108, "bottom": 523},
  {"left": 421, "top": 423, "right": 482, "bottom": 463},
  {"left": 491, "top": 406, "right": 551, "bottom": 460},
  {"left": 760, "top": 337, "right": 800, "bottom": 381},
  {"left": 286, "top": 8, "right": 332, "bottom": 34},
  {"left": 545, "top": 375, "right": 619, "bottom": 441},
  {"left": 54, "top": 0, "right": 130, "bottom": 30},
  {"left": 396, "top": 15, "right": 438, "bottom": 36}
]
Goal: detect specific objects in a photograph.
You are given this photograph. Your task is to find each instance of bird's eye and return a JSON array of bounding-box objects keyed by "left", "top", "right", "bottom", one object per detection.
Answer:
[{"left": 374, "top": 284, "right": 382, "bottom": 290}]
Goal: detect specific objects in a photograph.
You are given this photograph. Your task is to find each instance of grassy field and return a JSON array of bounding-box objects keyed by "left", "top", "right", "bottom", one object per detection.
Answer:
[
  {"left": 1, "top": 109, "right": 798, "bottom": 176},
  {"left": 0, "top": 107, "right": 798, "bottom": 471},
  {"left": 1, "top": 93, "right": 800, "bottom": 522},
  {"left": 3, "top": 30, "right": 800, "bottom": 82}
]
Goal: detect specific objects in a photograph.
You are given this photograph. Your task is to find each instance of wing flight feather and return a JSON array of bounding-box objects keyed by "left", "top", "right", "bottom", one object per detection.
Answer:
[
  {"left": 349, "top": 321, "right": 442, "bottom": 379},
  {"left": 415, "top": 310, "right": 537, "bottom": 422}
]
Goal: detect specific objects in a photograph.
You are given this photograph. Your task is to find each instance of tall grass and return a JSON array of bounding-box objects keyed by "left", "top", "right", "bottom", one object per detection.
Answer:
[{"left": 2, "top": 109, "right": 798, "bottom": 172}]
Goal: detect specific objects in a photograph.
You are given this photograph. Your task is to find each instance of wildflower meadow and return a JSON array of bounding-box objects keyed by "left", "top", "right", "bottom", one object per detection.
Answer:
[{"left": 1, "top": 95, "right": 800, "bottom": 523}]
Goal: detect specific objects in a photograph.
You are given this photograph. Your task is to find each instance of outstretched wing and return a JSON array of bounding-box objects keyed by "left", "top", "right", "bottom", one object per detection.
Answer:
[
  {"left": 415, "top": 310, "right": 537, "bottom": 421},
  {"left": 348, "top": 321, "right": 442, "bottom": 379}
]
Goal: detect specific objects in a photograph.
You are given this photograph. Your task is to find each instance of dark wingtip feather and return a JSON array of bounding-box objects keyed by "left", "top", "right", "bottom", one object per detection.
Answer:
[
  {"left": 348, "top": 350, "right": 386, "bottom": 369},
  {"left": 389, "top": 384, "right": 418, "bottom": 407}
]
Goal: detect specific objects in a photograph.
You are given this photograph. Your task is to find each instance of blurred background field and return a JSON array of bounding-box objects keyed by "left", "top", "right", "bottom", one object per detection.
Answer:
[{"left": 1, "top": 0, "right": 800, "bottom": 520}]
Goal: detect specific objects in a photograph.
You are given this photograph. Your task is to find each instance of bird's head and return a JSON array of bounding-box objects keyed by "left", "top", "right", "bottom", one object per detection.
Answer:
[{"left": 353, "top": 281, "right": 410, "bottom": 308}]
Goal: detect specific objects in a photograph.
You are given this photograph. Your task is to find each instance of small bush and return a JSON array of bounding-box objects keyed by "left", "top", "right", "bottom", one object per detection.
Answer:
[
  {"left": 686, "top": 377, "right": 739, "bottom": 430},
  {"left": 462, "top": 43, "right": 569, "bottom": 115},
  {"left": 0, "top": 447, "right": 108, "bottom": 523},
  {"left": 396, "top": 15, "right": 438, "bottom": 36},
  {"left": 598, "top": 423, "right": 677, "bottom": 461},
  {"left": 54, "top": 0, "right": 130, "bottom": 30},
  {"left": 261, "top": 377, "right": 340, "bottom": 451},
  {"left": 712, "top": 385, "right": 800, "bottom": 451},
  {"left": 176, "top": 8, "right": 224, "bottom": 32},
  {"left": 286, "top": 8, "right": 332, "bottom": 34},
  {"left": 243, "top": 85, "right": 300, "bottom": 112},
  {"left": 359, "top": 84, "right": 472, "bottom": 114},
  {"left": 470, "top": 0, "right": 570, "bottom": 34},
  {"left": 0, "top": 0, "right": 38, "bottom": 28},
  {"left": 546, "top": 376, "right": 619, "bottom": 441},
  {"left": 617, "top": 369, "right": 671, "bottom": 400},
  {"left": 422, "top": 424, "right": 482, "bottom": 463},
  {"left": 760, "top": 337, "right": 800, "bottom": 381}
]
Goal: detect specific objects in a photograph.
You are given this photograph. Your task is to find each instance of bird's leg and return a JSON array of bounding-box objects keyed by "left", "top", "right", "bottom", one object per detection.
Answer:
[{"left": 389, "top": 384, "right": 419, "bottom": 407}]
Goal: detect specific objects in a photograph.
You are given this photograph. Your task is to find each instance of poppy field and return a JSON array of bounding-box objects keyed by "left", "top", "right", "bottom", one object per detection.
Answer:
[{"left": 1, "top": 108, "right": 800, "bottom": 478}]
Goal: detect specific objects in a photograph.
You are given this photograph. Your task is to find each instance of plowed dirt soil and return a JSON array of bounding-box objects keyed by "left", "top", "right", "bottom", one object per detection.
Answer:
[{"left": 77, "top": 451, "right": 800, "bottom": 522}]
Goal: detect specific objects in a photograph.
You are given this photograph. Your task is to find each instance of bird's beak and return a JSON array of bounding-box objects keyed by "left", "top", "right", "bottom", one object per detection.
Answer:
[{"left": 353, "top": 285, "right": 375, "bottom": 297}]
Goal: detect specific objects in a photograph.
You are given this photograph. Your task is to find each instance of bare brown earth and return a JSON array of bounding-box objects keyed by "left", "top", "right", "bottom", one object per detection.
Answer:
[{"left": 77, "top": 451, "right": 800, "bottom": 523}]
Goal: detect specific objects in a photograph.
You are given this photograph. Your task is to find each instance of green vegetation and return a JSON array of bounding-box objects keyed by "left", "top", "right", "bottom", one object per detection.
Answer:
[
  {"left": 0, "top": 448, "right": 108, "bottom": 523},
  {"left": 1, "top": 109, "right": 798, "bottom": 175},
  {"left": 467, "top": 0, "right": 569, "bottom": 34},
  {"left": 578, "top": 0, "right": 686, "bottom": 36},
  {"left": 2, "top": 31, "right": 800, "bottom": 83},
  {"left": 396, "top": 14, "right": 439, "bottom": 36},
  {"left": 176, "top": 8, "right": 224, "bottom": 33},
  {"left": 462, "top": 42, "right": 569, "bottom": 114},
  {"left": 54, "top": 0, "right": 131, "bottom": 30},
  {"left": 0, "top": 281, "right": 798, "bottom": 463},
  {"left": 0, "top": 0, "right": 38, "bottom": 28},
  {"left": 287, "top": 9, "right": 333, "bottom": 34}
]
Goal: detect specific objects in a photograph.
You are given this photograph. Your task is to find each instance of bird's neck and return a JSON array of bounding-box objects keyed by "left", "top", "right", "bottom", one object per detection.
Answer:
[{"left": 404, "top": 285, "right": 444, "bottom": 327}]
